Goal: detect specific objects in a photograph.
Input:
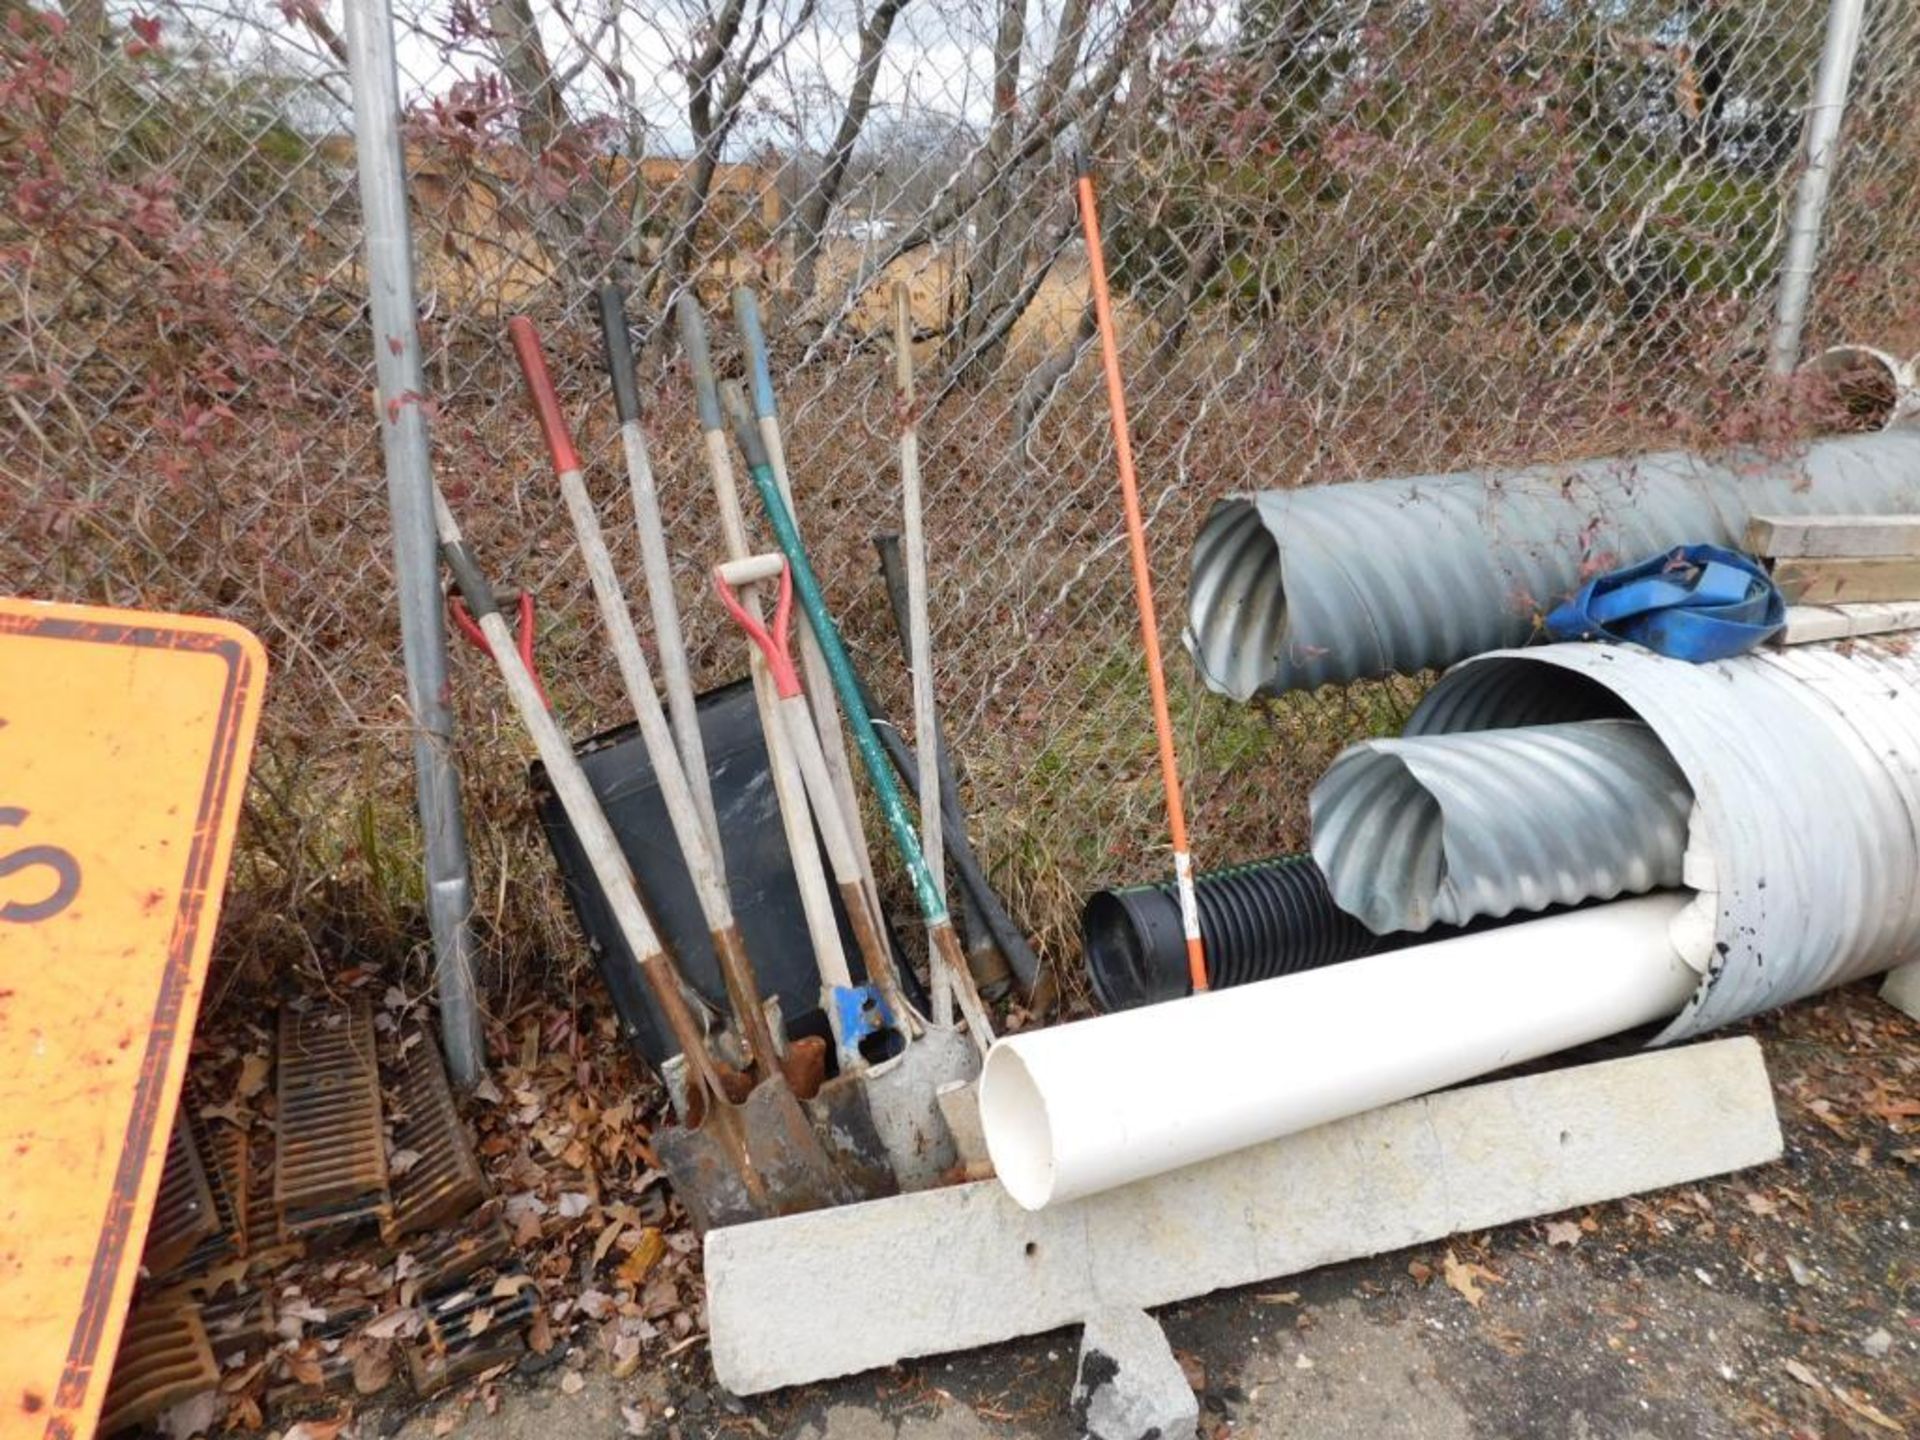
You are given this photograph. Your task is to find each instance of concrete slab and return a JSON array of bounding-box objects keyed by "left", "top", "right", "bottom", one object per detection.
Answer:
[
  {"left": 1882, "top": 962, "right": 1920, "bottom": 1021},
  {"left": 707, "top": 1037, "right": 1781, "bottom": 1395}
]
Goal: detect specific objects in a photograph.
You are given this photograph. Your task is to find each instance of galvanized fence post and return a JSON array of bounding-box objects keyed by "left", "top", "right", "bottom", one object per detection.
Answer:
[
  {"left": 343, "top": 0, "right": 486, "bottom": 1082},
  {"left": 1768, "top": 0, "right": 1869, "bottom": 377}
]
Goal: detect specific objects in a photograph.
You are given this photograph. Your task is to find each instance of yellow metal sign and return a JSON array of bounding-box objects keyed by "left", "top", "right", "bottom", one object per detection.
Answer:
[{"left": 0, "top": 599, "right": 265, "bottom": 1440}]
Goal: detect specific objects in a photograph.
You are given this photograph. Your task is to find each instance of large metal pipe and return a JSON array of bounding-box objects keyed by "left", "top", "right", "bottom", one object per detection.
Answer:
[
  {"left": 1310, "top": 720, "right": 1692, "bottom": 933},
  {"left": 1186, "top": 430, "right": 1920, "bottom": 698},
  {"left": 1767, "top": 0, "right": 1868, "bottom": 377},
  {"left": 981, "top": 894, "right": 1698, "bottom": 1210},
  {"left": 344, "top": 0, "right": 483, "bottom": 1082},
  {"left": 1408, "top": 637, "right": 1920, "bottom": 1041}
]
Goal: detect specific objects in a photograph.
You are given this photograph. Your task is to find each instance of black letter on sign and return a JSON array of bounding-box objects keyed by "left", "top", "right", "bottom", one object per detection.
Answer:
[{"left": 0, "top": 806, "right": 82, "bottom": 924}]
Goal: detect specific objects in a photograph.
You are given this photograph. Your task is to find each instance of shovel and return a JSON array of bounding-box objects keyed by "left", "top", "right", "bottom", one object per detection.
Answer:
[
  {"left": 432, "top": 486, "right": 860, "bottom": 1233},
  {"left": 712, "top": 554, "right": 900, "bottom": 1069},
  {"left": 730, "top": 289, "right": 889, "bottom": 943},
  {"left": 715, "top": 373, "right": 996, "bottom": 1050},
  {"left": 716, "top": 553, "right": 976, "bottom": 1186}
]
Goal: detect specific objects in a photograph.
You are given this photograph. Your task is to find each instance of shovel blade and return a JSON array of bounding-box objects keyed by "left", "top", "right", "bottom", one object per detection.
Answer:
[
  {"left": 741, "top": 1074, "right": 889, "bottom": 1210},
  {"left": 860, "top": 1026, "right": 980, "bottom": 1191},
  {"left": 805, "top": 1075, "right": 901, "bottom": 1202},
  {"left": 658, "top": 1070, "right": 883, "bottom": 1233},
  {"left": 656, "top": 1120, "right": 765, "bottom": 1234}
]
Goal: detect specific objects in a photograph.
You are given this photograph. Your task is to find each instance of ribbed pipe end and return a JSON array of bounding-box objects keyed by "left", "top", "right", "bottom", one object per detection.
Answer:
[
  {"left": 1185, "top": 498, "right": 1281, "bottom": 701},
  {"left": 1083, "top": 856, "right": 1386, "bottom": 1010},
  {"left": 1311, "top": 719, "right": 1692, "bottom": 934}
]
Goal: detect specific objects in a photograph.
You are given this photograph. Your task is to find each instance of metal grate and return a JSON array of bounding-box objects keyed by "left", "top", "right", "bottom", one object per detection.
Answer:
[
  {"left": 404, "top": 1272, "right": 536, "bottom": 1397},
  {"left": 142, "top": 1115, "right": 218, "bottom": 1280},
  {"left": 274, "top": 999, "right": 391, "bottom": 1236},
  {"left": 99, "top": 1301, "right": 219, "bottom": 1437},
  {"left": 383, "top": 1032, "right": 488, "bottom": 1242}
]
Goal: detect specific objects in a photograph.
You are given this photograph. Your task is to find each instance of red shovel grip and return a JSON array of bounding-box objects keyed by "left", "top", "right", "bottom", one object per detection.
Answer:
[
  {"left": 713, "top": 561, "right": 801, "bottom": 699},
  {"left": 507, "top": 315, "right": 582, "bottom": 475}
]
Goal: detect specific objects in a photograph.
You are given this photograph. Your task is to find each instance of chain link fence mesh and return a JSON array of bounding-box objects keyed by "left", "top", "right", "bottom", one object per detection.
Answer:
[{"left": 7, "top": 0, "right": 1919, "bottom": 1009}]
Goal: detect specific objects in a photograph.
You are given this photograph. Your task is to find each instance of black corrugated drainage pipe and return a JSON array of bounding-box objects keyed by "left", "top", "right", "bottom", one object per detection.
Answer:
[
  {"left": 1085, "top": 854, "right": 1581, "bottom": 1010},
  {"left": 1084, "top": 855, "right": 1394, "bottom": 1010}
]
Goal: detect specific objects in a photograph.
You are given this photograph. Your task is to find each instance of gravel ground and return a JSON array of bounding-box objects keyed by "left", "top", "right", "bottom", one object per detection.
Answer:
[{"left": 367, "top": 979, "right": 1917, "bottom": 1440}]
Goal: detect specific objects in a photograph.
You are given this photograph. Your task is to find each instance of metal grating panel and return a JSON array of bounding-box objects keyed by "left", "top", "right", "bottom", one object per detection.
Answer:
[
  {"left": 274, "top": 999, "right": 391, "bottom": 1235},
  {"left": 404, "top": 1272, "right": 535, "bottom": 1397},
  {"left": 99, "top": 1302, "right": 219, "bottom": 1436},
  {"left": 143, "top": 1116, "right": 218, "bottom": 1279},
  {"left": 384, "top": 1032, "right": 488, "bottom": 1242}
]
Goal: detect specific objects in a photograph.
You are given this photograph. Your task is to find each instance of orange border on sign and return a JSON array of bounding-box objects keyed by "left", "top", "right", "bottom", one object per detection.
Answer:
[{"left": 0, "top": 605, "right": 265, "bottom": 1440}]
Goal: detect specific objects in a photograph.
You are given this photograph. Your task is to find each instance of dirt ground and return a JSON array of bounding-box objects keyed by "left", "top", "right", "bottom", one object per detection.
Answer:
[{"left": 355, "top": 981, "right": 1918, "bottom": 1440}]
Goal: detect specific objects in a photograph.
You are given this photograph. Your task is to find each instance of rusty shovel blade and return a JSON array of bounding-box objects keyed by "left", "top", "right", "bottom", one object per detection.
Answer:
[{"left": 655, "top": 1053, "right": 890, "bottom": 1232}]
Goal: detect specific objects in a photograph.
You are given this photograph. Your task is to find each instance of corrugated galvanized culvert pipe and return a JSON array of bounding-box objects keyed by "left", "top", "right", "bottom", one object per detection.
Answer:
[{"left": 1185, "top": 429, "right": 1920, "bottom": 698}]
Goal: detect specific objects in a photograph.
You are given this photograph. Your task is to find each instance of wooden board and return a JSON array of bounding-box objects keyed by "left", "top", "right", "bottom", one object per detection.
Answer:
[
  {"left": 707, "top": 1038, "right": 1781, "bottom": 1395},
  {"left": 0, "top": 599, "right": 265, "bottom": 1440},
  {"left": 1747, "top": 514, "right": 1920, "bottom": 560},
  {"left": 1775, "top": 601, "right": 1920, "bottom": 646},
  {"left": 1771, "top": 557, "right": 1920, "bottom": 606}
]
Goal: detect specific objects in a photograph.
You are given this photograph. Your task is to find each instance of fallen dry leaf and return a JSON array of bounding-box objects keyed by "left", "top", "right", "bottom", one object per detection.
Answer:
[
  {"left": 560, "top": 1370, "right": 586, "bottom": 1395},
  {"left": 285, "top": 1348, "right": 325, "bottom": 1387},
  {"left": 158, "top": 1390, "right": 219, "bottom": 1440},
  {"left": 1743, "top": 1192, "right": 1778, "bottom": 1217},
  {"left": 1831, "top": 1386, "right": 1905, "bottom": 1434},
  {"left": 352, "top": 1343, "right": 395, "bottom": 1395},
  {"left": 528, "top": 1306, "right": 555, "bottom": 1355},
  {"left": 1783, "top": 1358, "right": 1824, "bottom": 1391},
  {"left": 1407, "top": 1260, "right": 1433, "bottom": 1287},
  {"left": 1544, "top": 1221, "right": 1582, "bottom": 1248},
  {"left": 591, "top": 1217, "right": 625, "bottom": 1268},
  {"left": 361, "top": 1306, "right": 424, "bottom": 1340},
  {"left": 1443, "top": 1251, "right": 1501, "bottom": 1307},
  {"left": 283, "top": 1417, "right": 350, "bottom": 1440},
  {"left": 236, "top": 1052, "right": 271, "bottom": 1099},
  {"left": 616, "top": 1228, "right": 667, "bottom": 1289}
]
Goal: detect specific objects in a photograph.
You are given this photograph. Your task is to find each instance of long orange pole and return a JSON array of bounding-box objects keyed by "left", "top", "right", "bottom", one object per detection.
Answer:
[{"left": 1073, "top": 145, "right": 1209, "bottom": 994}]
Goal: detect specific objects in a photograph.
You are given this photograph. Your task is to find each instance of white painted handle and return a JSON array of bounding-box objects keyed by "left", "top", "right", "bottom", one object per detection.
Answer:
[
  {"left": 620, "top": 419, "right": 723, "bottom": 859},
  {"left": 555, "top": 462, "right": 735, "bottom": 932}
]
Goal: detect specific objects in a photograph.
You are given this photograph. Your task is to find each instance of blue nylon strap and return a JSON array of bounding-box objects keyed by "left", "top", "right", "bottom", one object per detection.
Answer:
[{"left": 1547, "top": 544, "right": 1785, "bottom": 662}]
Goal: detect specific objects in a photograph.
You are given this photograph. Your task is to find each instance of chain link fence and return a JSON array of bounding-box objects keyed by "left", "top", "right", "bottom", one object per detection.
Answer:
[{"left": 7, "top": 0, "right": 1919, "bottom": 1010}]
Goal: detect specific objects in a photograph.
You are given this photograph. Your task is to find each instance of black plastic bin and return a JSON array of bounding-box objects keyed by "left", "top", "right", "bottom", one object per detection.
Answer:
[{"left": 532, "top": 678, "right": 916, "bottom": 1067}]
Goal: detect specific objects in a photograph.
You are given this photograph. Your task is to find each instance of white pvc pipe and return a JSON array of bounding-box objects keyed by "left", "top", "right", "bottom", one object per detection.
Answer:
[{"left": 980, "top": 893, "right": 1699, "bottom": 1210}]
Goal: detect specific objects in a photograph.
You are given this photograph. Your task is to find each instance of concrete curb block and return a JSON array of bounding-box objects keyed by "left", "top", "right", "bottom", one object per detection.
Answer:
[{"left": 707, "top": 1037, "right": 1782, "bottom": 1394}]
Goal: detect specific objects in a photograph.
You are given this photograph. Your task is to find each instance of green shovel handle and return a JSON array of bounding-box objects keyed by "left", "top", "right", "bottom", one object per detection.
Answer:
[{"left": 718, "top": 382, "right": 951, "bottom": 930}]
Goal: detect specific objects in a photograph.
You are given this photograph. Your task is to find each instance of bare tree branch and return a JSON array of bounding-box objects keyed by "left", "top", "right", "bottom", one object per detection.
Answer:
[
  {"left": 788, "top": 0, "right": 912, "bottom": 303},
  {"left": 797, "top": 0, "right": 1174, "bottom": 365}
]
